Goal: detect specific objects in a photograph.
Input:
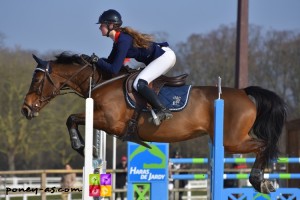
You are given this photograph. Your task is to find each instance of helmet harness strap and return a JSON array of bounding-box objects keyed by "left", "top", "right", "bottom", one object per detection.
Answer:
[{"left": 106, "top": 23, "right": 112, "bottom": 37}]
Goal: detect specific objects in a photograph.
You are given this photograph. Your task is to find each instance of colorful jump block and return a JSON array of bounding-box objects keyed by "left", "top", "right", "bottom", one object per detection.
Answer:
[
  {"left": 100, "top": 185, "right": 112, "bottom": 197},
  {"left": 89, "top": 173, "right": 112, "bottom": 197},
  {"left": 89, "top": 174, "right": 100, "bottom": 185},
  {"left": 89, "top": 185, "right": 100, "bottom": 197},
  {"left": 100, "top": 173, "right": 112, "bottom": 185}
]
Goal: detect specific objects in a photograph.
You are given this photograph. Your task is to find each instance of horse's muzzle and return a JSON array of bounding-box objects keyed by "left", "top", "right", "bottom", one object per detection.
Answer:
[{"left": 21, "top": 104, "right": 39, "bottom": 120}]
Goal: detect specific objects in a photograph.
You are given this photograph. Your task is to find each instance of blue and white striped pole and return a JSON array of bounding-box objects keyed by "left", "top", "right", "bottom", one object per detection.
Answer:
[
  {"left": 170, "top": 157, "right": 300, "bottom": 164},
  {"left": 172, "top": 173, "right": 300, "bottom": 180}
]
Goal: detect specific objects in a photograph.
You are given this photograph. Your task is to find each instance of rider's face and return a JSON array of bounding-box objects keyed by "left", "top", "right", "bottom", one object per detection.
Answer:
[
  {"left": 99, "top": 24, "right": 108, "bottom": 36},
  {"left": 99, "top": 24, "right": 114, "bottom": 36}
]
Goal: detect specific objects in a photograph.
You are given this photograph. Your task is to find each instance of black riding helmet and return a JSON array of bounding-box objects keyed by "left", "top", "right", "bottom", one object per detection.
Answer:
[{"left": 97, "top": 9, "right": 123, "bottom": 26}]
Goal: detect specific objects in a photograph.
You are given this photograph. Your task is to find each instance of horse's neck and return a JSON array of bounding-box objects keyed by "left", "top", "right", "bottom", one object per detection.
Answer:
[
  {"left": 60, "top": 63, "right": 132, "bottom": 96},
  {"left": 54, "top": 63, "right": 102, "bottom": 97},
  {"left": 64, "top": 65, "right": 128, "bottom": 97},
  {"left": 92, "top": 73, "right": 128, "bottom": 92}
]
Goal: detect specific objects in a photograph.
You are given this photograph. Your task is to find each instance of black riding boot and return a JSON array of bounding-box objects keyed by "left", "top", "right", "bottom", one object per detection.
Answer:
[{"left": 137, "top": 79, "right": 173, "bottom": 123}]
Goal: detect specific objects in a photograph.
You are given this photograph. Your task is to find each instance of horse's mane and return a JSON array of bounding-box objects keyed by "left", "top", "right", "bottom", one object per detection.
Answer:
[{"left": 54, "top": 52, "right": 84, "bottom": 65}]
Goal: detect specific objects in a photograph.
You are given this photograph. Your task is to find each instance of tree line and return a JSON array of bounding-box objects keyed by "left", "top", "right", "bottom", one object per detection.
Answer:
[{"left": 0, "top": 24, "right": 299, "bottom": 171}]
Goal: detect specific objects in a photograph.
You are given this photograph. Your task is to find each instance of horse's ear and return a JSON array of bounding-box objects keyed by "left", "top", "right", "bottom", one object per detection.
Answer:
[
  {"left": 32, "top": 54, "right": 40, "bottom": 64},
  {"left": 32, "top": 54, "right": 50, "bottom": 72},
  {"left": 32, "top": 54, "right": 44, "bottom": 65}
]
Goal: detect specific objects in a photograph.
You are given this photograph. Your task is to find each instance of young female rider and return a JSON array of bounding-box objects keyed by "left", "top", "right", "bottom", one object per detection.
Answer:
[{"left": 86, "top": 9, "right": 176, "bottom": 124}]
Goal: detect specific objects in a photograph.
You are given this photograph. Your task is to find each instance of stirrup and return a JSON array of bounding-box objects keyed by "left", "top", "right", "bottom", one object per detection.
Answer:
[
  {"left": 149, "top": 109, "right": 173, "bottom": 126},
  {"left": 157, "top": 109, "right": 173, "bottom": 121}
]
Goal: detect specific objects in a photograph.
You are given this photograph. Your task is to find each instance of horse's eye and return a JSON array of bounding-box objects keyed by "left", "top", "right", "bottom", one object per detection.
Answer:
[{"left": 33, "top": 78, "right": 41, "bottom": 83}]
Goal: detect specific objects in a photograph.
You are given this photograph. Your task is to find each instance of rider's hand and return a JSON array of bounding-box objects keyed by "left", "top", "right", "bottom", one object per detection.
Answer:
[
  {"left": 90, "top": 53, "right": 99, "bottom": 63},
  {"left": 81, "top": 53, "right": 99, "bottom": 64}
]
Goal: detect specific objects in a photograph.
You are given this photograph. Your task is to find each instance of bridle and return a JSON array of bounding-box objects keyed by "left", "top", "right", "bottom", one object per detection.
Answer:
[{"left": 28, "top": 59, "right": 99, "bottom": 112}]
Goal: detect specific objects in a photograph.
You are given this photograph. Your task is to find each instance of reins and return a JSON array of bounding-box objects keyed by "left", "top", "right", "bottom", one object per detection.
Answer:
[
  {"left": 91, "top": 73, "right": 128, "bottom": 92},
  {"left": 36, "top": 56, "right": 131, "bottom": 106},
  {"left": 53, "top": 62, "right": 96, "bottom": 98},
  {"left": 37, "top": 61, "right": 97, "bottom": 103}
]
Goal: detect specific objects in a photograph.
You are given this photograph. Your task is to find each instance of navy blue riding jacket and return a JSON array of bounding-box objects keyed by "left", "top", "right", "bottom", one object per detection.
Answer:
[{"left": 95, "top": 32, "right": 168, "bottom": 75}]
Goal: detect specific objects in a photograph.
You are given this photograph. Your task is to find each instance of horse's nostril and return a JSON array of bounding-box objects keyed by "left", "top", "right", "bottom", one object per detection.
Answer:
[
  {"left": 21, "top": 107, "right": 27, "bottom": 116},
  {"left": 21, "top": 106, "right": 30, "bottom": 117}
]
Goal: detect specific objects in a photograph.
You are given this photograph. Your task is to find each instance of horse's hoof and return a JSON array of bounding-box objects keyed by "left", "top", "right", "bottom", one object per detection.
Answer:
[
  {"left": 260, "top": 180, "right": 275, "bottom": 194},
  {"left": 93, "top": 146, "right": 98, "bottom": 158},
  {"left": 71, "top": 140, "right": 84, "bottom": 150}
]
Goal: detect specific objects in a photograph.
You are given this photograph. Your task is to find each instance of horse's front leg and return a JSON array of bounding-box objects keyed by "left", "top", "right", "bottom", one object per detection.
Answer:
[{"left": 66, "top": 113, "right": 85, "bottom": 157}]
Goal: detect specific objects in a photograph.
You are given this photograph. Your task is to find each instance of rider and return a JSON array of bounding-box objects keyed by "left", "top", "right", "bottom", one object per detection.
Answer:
[{"left": 86, "top": 9, "right": 176, "bottom": 124}]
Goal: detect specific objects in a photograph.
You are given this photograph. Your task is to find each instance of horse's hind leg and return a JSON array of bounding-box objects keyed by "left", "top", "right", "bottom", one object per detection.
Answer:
[
  {"left": 66, "top": 113, "right": 85, "bottom": 157},
  {"left": 225, "top": 138, "right": 275, "bottom": 194},
  {"left": 250, "top": 151, "right": 275, "bottom": 194}
]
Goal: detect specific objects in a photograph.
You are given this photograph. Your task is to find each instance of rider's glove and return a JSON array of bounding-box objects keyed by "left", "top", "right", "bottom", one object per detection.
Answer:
[
  {"left": 81, "top": 53, "right": 99, "bottom": 64},
  {"left": 90, "top": 53, "right": 99, "bottom": 63}
]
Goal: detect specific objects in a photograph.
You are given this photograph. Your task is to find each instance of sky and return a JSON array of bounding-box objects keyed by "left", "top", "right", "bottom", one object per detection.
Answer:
[{"left": 0, "top": 0, "right": 299, "bottom": 57}]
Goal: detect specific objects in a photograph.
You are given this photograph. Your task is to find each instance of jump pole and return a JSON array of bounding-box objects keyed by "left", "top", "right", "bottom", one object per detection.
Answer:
[
  {"left": 211, "top": 77, "right": 224, "bottom": 199},
  {"left": 82, "top": 78, "right": 94, "bottom": 200}
]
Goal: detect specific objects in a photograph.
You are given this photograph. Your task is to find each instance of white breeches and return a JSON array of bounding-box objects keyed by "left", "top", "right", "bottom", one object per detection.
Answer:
[{"left": 133, "top": 47, "right": 176, "bottom": 91}]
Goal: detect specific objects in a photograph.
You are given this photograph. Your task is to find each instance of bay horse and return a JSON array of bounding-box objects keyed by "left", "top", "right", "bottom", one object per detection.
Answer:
[{"left": 21, "top": 53, "right": 286, "bottom": 194}]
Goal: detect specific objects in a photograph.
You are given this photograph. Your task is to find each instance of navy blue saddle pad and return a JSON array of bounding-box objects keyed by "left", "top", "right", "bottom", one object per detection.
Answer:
[{"left": 126, "top": 85, "right": 192, "bottom": 111}]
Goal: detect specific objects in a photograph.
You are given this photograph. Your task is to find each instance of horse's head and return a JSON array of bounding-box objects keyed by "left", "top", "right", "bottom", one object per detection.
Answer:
[{"left": 21, "top": 53, "right": 101, "bottom": 119}]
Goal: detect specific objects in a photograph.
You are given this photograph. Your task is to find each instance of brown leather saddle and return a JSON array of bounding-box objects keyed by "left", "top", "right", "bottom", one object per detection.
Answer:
[{"left": 121, "top": 70, "right": 188, "bottom": 148}]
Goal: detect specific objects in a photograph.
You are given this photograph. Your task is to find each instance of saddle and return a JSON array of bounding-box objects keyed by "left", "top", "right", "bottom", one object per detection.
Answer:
[
  {"left": 125, "top": 71, "right": 188, "bottom": 107},
  {"left": 122, "top": 70, "right": 188, "bottom": 148}
]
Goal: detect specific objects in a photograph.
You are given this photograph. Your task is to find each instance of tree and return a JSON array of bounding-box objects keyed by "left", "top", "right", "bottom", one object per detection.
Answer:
[
  {"left": 175, "top": 25, "right": 236, "bottom": 86},
  {"left": 171, "top": 25, "right": 300, "bottom": 157},
  {"left": 0, "top": 49, "right": 84, "bottom": 170},
  {"left": 174, "top": 25, "right": 300, "bottom": 120},
  {"left": 0, "top": 32, "right": 5, "bottom": 47},
  {"left": 0, "top": 49, "right": 46, "bottom": 170},
  {"left": 248, "top": 29, "right": 300, "bottom": 120}
]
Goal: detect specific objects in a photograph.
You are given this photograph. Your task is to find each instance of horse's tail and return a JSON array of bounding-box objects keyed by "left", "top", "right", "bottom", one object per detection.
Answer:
[{"left": 244, "top": 86, "right": 287, "bottom": 163}]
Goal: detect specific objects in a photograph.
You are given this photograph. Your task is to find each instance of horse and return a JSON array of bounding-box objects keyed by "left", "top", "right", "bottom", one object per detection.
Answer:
[{"left": 21, "top": 52, "right": 286, "bottom": 194}]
